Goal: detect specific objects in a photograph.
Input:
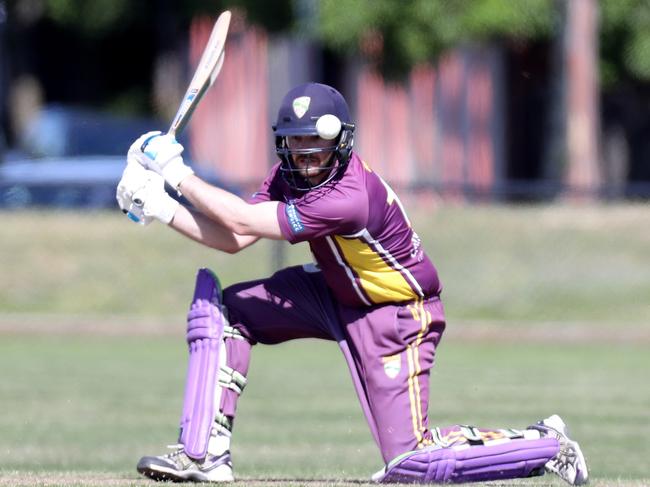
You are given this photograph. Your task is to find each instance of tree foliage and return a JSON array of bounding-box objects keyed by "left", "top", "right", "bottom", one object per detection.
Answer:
[
  {"left": 600, "top": 0, "right": 650, "bottom": 85},
  {"left": 318, "top": 0, "right": 558, "bottom": 80},
  {"left": 36, "top": 0, "right": 650, "bottom": 83},
  {"left": 317, "top": 0, "right": 650, "bottom": 84},
  {"left": 43, "top": 0, "right": 135, "bottom": 36},
  {"left": 39, "top": 0, "right": 293, "bottom": 36}
]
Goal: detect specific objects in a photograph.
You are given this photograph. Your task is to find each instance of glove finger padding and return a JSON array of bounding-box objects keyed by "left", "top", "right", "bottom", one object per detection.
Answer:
[
  {"left": 140, "top": 134, "right": 184, "bottom": 165},
  {"left": 116, "top": 161, "right": 149, "bottom": 212},
  {"left": 130, "top": 171, "right": 179, "bottom": 225},
  {"left": 130, "top": 132, "right": 194, "bottom": 190},
  {"left": 128, "top": 131, "right": 163, "bottom": 162}
]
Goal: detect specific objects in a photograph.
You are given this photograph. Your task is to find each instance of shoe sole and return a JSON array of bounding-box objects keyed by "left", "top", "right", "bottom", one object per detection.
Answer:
[
  {"left": 138, "top": 462, "right": 234, "bottom": 483},
  {"left": 138, "top": 462, "right": 205, "bottom": 482}
]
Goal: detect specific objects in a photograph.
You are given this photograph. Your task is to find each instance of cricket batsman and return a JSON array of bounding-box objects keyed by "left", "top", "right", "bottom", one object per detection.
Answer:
[{"left": 116, "top": 82, "right": 589, "bottom": 484}]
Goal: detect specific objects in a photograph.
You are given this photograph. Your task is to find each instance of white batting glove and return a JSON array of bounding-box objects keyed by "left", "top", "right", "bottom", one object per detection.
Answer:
[
  {"left": 116, "top": 162, "right": 179, "bottom": 225},
  {"left": 127, "top": 131, "right": 194, "bottom": 190}
]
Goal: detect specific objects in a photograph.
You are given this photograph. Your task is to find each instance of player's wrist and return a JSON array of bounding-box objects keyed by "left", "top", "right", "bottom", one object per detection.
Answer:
[
  {"left": 163, "top": 158, "right": 195, "bottom": 191},
  {"left": 155, "top": 193, "right": 180, "bottom": 225}
]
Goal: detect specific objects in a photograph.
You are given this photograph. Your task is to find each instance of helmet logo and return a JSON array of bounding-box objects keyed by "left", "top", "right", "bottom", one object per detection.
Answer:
[{"left": 292, "top": 96, "right": 311, "bottom": 118}]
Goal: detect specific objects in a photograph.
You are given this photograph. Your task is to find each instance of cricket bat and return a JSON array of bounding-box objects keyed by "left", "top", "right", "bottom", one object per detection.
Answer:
[
  {"left": 168, "top": 10, "right": 232, "bottom": 137},
  {"left": 126, "top": 10, "right": 231, "bottom": 217}
]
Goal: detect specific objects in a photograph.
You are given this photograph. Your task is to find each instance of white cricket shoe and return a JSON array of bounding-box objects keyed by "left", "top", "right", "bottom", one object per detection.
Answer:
[
  {"left": 137, "top": 444, "right": 234, "bottom": 483},
  {"left": 530, "top": 415, "right": 589, "bottom": 485}
]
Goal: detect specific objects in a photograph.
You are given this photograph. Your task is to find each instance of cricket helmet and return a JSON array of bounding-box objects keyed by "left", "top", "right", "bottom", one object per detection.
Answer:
[{"left": 273, "top": 82, "right": 355, "bottom": 191}]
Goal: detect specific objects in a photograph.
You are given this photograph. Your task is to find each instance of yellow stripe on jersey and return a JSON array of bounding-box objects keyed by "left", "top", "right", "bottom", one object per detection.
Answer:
[{"left": 333, "top": 235, "right": 417, "bottom": 303}]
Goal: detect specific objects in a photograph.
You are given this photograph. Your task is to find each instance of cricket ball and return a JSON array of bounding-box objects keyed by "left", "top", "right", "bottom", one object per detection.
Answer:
[{"left": 316, "top": 114, "right": 341, "bottom": 140}]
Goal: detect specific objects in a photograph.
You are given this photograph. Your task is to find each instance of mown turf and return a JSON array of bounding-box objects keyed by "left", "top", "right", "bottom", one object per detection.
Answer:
[
  {"left": 0, "top": 335, "right": 648, "bottom": 485},
  {"left": 1, "top": 205, "right": 649, "bottom": 326},
  {"left": 1, "top": 205, "right": 648, "bottom": 486}
]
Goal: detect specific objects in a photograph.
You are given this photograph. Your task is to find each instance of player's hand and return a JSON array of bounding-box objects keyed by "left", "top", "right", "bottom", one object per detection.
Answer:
[
  {"left": 116, "top": 161, "right": 151, "bottom": 225},
  {"left": 128, "top": 131, "right": 194, "bottom": 190},
  {"left": 116, "top": 162, "right": 179, "bottom": 225}
]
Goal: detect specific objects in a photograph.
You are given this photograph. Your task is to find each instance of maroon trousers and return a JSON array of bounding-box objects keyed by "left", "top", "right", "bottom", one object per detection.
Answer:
[{"left": 220, "top": 265, "right": 445, "bottom": 462}]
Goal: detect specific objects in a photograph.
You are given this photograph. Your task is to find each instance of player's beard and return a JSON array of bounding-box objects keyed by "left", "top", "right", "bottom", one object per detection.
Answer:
[{"left": 293, "top": 153, "right": 335, "bottom": 185}]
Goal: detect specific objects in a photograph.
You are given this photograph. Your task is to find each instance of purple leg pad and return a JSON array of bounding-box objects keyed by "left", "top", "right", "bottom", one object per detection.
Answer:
[
  {"left": 179, "top": 268, "right": 225, "bottom": 460},
  {"left": 376, "top": 437, "right": 559, "bottom": 484}
]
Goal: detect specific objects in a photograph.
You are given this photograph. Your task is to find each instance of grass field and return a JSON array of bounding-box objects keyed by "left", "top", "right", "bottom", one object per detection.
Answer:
[{"left": 1, "top": 205, "right": 649, "bottom": 486}]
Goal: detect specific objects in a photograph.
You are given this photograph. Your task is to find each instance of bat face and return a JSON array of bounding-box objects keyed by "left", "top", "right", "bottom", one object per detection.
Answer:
[{"left": 169, "top": 10, "right": 231, "bottom": 137}]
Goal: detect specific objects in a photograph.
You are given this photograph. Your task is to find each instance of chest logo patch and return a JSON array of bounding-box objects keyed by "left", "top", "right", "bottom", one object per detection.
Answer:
[
  {"left": 292, "top": 96, "right": 311, "bottom": 118},
  {"left": 382, "top": 354, "right": 401, "bottom": 379}
]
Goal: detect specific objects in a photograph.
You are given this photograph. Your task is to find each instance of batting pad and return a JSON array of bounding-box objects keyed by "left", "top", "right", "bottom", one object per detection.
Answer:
[
  {"left": 374, "top": 437, "right": 559, "bottom": 483},
  {"left": 179, "top": 268, "right": 225, "bottom": 460}
]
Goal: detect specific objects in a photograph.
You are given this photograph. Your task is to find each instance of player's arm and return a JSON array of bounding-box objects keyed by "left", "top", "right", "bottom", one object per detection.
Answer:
[
  {"left": 115, "top": 160, "right": 262, "bottom": 253},
  {"left": 178, "top": 174, "right": 283, "bottom": 240},
  {"left": 170, "top": 204, "right": 260, "bottom": 253},
  {"left": 127, "top": 133, "right": 284, "bottom": 241}
]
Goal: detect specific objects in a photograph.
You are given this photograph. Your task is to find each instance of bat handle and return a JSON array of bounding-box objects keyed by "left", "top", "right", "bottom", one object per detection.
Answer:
[
  {"left": 122, "top": 209, "right": 141, "bottom": 223},
  {"left": 121, "top": 197, "right": 144, "bottom": 223}
]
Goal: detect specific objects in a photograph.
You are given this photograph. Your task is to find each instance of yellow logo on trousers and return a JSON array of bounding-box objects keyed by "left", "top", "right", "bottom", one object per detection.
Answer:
[{"left": 382, "top": 354, "right": 401, "bottom": 379}]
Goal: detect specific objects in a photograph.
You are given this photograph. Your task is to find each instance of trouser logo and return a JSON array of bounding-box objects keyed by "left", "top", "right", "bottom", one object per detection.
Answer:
[{"left": 382, "top": 354, "right": 401, "bottom": 379}]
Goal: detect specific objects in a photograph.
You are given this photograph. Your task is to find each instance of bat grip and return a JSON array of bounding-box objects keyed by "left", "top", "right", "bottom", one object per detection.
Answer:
[{"left": 122, "top": 209, "right": 141, "bottom": 223}]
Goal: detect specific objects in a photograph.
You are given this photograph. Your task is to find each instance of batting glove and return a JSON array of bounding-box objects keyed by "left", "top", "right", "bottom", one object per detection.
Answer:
[
  {"left": 127, "top": 131, "right": 194, "bottom": 191},
  {"left": 116, "top": 161, "right": 179, "bottom": 225}
]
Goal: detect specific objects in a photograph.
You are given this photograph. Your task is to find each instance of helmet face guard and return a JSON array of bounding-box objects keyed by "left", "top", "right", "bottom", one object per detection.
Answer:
[{"left": 273, "top": 83, "right": 355, "bottom": 192}]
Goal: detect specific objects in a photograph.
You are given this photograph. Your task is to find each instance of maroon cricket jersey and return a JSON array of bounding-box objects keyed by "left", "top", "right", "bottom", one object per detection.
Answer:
[{"left": 249, "top": 153, "right": 441, "bottom": 307}]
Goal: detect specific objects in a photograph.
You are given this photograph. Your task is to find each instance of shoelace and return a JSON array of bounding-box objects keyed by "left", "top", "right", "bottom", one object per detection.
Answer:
[
  {"left": 550, "top": 444, "right": 577, "bottom": 479},
  {"left": 163, "top": 444, "right": 185, "bottom": 459}
]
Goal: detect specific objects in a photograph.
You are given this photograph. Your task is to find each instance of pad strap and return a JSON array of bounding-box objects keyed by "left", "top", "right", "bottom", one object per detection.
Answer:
[
  {"left": 212, "top": 411, "right": 233, "bottom": 436},
  {"left": 224, "top": 325, "right": 246, "bottom": 340},
  {"left": 431, "top": 425, "right": 525, "bottom": 448},
  {"left": 219, "top": 364, "right": 247, "bottom": 395}
]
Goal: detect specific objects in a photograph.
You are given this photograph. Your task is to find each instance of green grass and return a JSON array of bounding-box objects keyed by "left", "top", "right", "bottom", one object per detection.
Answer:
[
  {"left": 0, "top": 204, "right": 649, "bottom": 485},
  {"left": 0, "top": 336, "right": 648, "bottom": 485},
  {"left": 1, "top": 204, "right": 649, "bottom": 326}
]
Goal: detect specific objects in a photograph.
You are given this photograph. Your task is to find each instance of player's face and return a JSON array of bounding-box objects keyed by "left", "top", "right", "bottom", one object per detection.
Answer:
[{"left": 286, "top": 135, "right": 335, "bottom": 184}]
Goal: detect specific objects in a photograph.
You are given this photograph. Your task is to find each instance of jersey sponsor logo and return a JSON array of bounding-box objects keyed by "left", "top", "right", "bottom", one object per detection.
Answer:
[
  {"left": 285, "top": 202, "right": 305, "bottom": 233},
  {"left": 382, "top": 354, "right": 401, "bottom": 379},
  {"left": 292, "top": 96, "right": 311, "bottom": 118},
  {"left": 410, "top": 232, "right": 423, "bottom": 261}
]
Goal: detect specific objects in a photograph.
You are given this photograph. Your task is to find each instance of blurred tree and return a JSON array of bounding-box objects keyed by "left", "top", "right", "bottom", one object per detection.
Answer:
[
  {"left": 29, "top": 0, "right": 650, "bottom": 85},
  {"left": 40, "top": 0, "right": 293, "bottom": 34},
  {"left": 317, "top": 0, "right": 650, "bottom": 84},
  {"left": 318, "top": 0, "right": 557, "bottom": 80},
  {"left": 600, "top": 0, "right": 650, "bottom": 87},
  {"left": 31, "top": 0, "right": 293, "bottom": 115}
]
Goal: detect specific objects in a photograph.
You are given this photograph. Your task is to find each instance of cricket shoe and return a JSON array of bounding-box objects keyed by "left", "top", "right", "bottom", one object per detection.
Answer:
[
  {"left": 530, "top": 415, "right": 588, "bottom": 485},
  {"left": 137, "top": 444, "right": 234, "bottom": 482}
]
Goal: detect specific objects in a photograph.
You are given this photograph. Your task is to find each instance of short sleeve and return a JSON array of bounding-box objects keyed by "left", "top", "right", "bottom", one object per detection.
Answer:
[{"left": 277, "top": 183, "right": 368, "bottom": 244}]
